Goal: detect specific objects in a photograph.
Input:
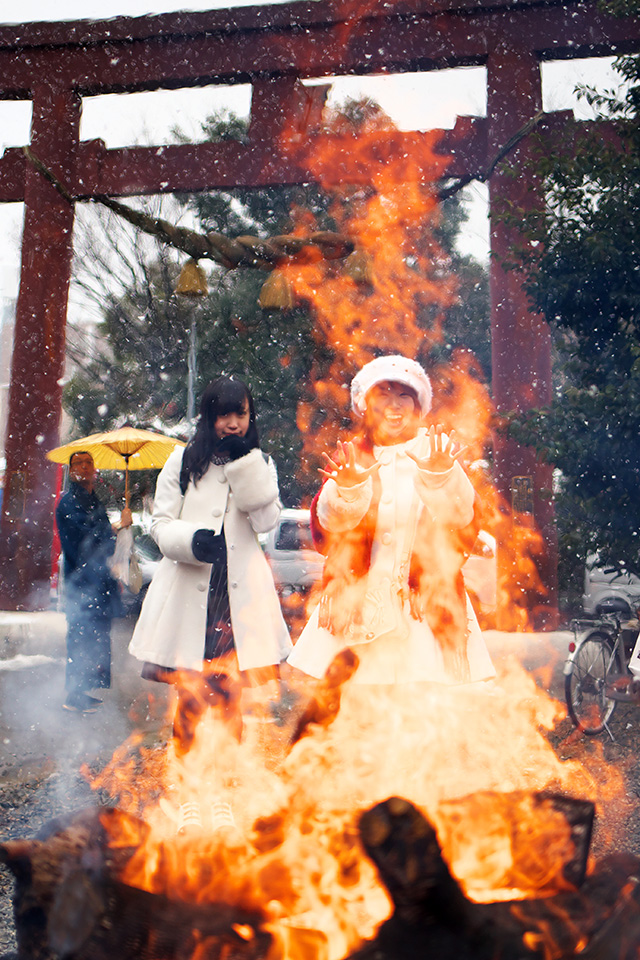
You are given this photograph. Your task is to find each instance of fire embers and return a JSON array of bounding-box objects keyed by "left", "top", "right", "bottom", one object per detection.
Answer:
[{"left": 3, "top": 798, "right": 640, "bottom": 960}]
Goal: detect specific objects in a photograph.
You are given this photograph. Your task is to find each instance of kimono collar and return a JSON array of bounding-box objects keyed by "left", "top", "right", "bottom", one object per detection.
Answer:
[{"left": 372, "top": 426, "right": 428, "bottom": 460}]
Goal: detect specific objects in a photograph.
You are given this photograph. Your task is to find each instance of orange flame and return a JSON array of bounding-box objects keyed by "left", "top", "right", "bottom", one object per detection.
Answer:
[
  {"left": 89, "top": 657, "right": 625, "bottom": 960},
  {"left": 84, "top": 89, "right": 629, "bottom": 960},
  {"left": 278, "top": 105, "right": 457, "bottom": 465},
  {"left": 279, "top": 102, "right": 548, "bottom": 628}
]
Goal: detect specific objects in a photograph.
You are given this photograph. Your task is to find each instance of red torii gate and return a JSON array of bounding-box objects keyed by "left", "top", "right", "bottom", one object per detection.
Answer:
[{"left": 0, "top": 0, "right": 639, "bottom": 617}]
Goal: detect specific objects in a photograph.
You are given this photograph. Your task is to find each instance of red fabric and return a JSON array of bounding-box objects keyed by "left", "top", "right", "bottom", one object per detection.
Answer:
[{"left": 50, "top": 463, "right": 63, "bottom": 593}]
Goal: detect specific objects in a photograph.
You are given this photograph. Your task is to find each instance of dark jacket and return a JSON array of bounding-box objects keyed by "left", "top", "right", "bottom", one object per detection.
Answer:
[{"left": 55, "top": 482, "right": 119, "bottom": 615}]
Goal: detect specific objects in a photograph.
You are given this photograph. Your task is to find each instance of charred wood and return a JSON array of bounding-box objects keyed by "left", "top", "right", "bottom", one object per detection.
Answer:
[
  {"left": 3, "top": 798, "right": 640, "bottom": 960},
  {"left": 355, "top": 797, "right": 640, "bottom": 960},
  {"left": 0, "top": 807, "right": 270, "bottom": 960},
  {"left": 287, "top": 649, "right": 359, "bottom": 746}
]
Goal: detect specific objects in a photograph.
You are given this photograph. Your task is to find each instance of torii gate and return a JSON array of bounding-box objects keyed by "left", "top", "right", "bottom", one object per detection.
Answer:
[{"left": 0, "top": 0, "right": 639, "bottom": 617}]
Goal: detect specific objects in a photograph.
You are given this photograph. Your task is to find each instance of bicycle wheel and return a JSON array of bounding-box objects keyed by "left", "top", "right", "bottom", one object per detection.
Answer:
[{"left": 565, "top": 631, "right": 619, "bottom": 734}]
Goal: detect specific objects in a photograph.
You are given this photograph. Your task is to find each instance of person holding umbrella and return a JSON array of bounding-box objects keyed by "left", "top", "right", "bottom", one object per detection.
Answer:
[{"left": 55, "top": 451, "right": 133, "bottom": 714}]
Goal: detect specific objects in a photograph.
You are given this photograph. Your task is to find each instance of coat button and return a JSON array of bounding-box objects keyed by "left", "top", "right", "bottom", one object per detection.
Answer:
[
  {"left": 231, "top": 581, "right": 238, "bottom": 588},
  {"left": 218, "top": 476, "right": 227, "bottom": 483},
  {"left": 212, "top": 507, "right": 222, "bottom": 517},
  {"left": 381, "top": 532, "right": 392, "bottom": 545},
  {"left": 381, "top": 493, "right": 393, "bottom": 504},
  {"left": 229, "top": 543, "right": 235, "bottom": 550},
  {"left": 197, "top": 582, "right": 207, "bottom": 592}
]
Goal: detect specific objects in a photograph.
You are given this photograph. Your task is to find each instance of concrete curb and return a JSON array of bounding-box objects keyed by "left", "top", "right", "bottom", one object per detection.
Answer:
[
  {"left": 0, "top": 612, "right": 574, "bottom": 668},
  {"left": 0, "top": 611, "right": 67, "bottom": 660}
]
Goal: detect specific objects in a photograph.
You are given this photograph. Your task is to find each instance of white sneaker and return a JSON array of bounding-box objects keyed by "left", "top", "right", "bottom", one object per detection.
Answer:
[
  {"left": 210, "top": 799, "right": 238, "bottom": 833},
  {"left": 177, "top": 801, "right": 202, "bottom": 835}
]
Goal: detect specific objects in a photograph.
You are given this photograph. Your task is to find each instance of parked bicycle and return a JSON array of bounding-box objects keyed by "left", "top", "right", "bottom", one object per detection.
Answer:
[{"left": 564, "top": 598, "right": 640, "bottom": 736}]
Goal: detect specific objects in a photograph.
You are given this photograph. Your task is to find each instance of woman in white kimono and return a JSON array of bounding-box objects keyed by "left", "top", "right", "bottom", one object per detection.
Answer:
[{"left": 288, "top": 355, "right": 495, "bottom": 686}]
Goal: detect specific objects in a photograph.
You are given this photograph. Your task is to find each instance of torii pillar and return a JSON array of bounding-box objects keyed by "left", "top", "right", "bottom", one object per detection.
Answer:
[
  {"left": 0, "top": 84, "right": 79, "bottom": 609},
  {"left": 488, "top": 41, "right": 558, "bottom": 628}
]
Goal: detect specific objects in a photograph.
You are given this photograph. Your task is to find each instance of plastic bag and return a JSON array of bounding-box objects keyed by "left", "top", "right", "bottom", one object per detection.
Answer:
[
  {"left": 110, "top": 527, "right": 142, "bottom": 594},
  {"left": 128, "top": 550, "right": 142, "bottom": 595}
]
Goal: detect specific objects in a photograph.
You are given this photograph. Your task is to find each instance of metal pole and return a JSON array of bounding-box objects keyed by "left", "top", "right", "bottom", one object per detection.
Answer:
[{"left": 187, "top": 316, "right": 197, "bottom": 424}]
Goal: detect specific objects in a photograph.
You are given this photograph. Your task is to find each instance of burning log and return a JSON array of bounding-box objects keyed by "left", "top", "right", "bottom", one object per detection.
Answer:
[
  {"left": 436, "top": 789, "right": 595, "bottom": 894},
  {"left": 2, "top": 796, "right": 640, "bottom": 960},
  {"left": 353, "top": 797, "right": 640, "bottom": 960},
  {"left": 287, "top": 648, "right": 359, "bottom": 746},
  {"left": 48, "top": 875, "right": 269, "bottom": 960},
  {"left": 0, "top": 807, "right": 271, "bottom": 960}
]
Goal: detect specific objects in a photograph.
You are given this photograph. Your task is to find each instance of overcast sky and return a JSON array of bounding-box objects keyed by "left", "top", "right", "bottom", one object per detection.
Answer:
[
  {"left": 3, "top": 0, "right": 274, "bottom": 20},
  {"left": 0, "top": 1, "right": 627, "bottom": 298}
]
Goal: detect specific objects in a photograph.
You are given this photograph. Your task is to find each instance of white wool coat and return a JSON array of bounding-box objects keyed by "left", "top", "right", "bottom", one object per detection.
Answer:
[{"left": 129, "top": 446, "right": 292, "bottom": 672}]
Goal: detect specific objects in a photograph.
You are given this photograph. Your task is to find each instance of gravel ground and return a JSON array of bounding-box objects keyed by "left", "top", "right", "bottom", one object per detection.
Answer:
[
  {"left": 0, "top": 761, "right": 97, "bottom": 959},
  {"left": 551, "top": 702, "right": 640, "bottom": 860},
  {"left": 0, "top": 735, "right": 178, "bottom": 960},
  {"left": 0, "top": 618, "right": 173, "bottom": 960},
  {"left": 2, "top": 629, "right": 640, "bottom": 958}
]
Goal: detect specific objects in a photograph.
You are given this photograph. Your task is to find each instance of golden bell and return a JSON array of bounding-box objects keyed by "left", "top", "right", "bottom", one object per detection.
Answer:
[
  {"left": 258, "top": 270, "right": 295, "bottom": 310},
  {"left": 175, "top": 259, "right": 209, "bottom": 297},
  {"left": 343, "top": 247, "right": 374, "bottom": 285}
]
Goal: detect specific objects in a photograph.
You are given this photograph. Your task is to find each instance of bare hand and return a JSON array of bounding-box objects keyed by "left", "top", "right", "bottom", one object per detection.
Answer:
[
  {"left": 318, "top": 441, "right": 381, "bottom": 488},
  {"left": 119, "top": 507, "right": 133, "bottom": 528},
  {"left": 406, "top": 425, "right": 468, "bottom": 474}
]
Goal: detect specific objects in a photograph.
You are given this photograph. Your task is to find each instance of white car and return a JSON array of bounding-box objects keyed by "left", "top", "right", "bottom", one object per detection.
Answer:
[
  {"left": 582, "top": 556, "right": 640, "bottom": 617},
  {"left": 262, "top": 508, "right": 324, "bottom": 600},
  {"left": 263, "top": 508, "right": 497, "bottom": 627}
]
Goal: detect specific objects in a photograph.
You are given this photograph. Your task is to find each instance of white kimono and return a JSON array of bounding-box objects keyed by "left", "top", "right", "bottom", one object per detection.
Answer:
[{"left": 288, "top": 429, "right": 495, "bottom": 685}]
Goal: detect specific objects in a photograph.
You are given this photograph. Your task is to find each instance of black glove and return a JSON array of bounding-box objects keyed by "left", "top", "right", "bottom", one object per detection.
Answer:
[
  {"left": 216, "top": 434, "right": 257, "bottom": 461},
  {"left": 192, "top": 529, "right": 226, "bottom": 564}
]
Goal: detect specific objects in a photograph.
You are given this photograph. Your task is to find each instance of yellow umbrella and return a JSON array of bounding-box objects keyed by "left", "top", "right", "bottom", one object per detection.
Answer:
[{"left": 47, "top": 425, "right": 186, "bottom": 507}]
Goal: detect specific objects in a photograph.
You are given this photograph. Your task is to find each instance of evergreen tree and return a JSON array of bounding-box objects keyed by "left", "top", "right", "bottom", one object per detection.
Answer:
[{"left": 506, "top": 19, "right": 640, "bottom": 599}]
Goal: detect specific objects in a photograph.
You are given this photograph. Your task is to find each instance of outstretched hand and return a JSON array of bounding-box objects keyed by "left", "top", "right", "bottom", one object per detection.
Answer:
[
  {"left": 406, "top": 424, "right": 468, "bottom": 474},
  {"left": 319, "top": 441, "right": 381, "bottom": 488}
]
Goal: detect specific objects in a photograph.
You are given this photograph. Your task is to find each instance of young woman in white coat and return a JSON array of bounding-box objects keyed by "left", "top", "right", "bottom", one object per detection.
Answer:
[
  {"left": 287, "top": 355, "right": 495, "bottom": 687},
  {"left": 129, "top": 376, "right": 292, "bottom": 827}
]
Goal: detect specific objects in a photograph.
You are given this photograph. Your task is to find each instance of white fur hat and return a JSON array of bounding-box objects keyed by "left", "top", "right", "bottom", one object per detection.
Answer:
[{"left": 350, "top": 355, "right": 432, "bottom": 417}]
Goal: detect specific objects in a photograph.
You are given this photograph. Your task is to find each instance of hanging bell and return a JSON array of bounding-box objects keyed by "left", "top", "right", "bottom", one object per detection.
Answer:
[
  {"left": 343, "top": 247, "right": 374, "bottom": 285},
  {"left": 258, "top": 269, "right": 295, "bottom": 310},
  {"left": 175, "top": 258, "right": 209, "bottom": 297}
]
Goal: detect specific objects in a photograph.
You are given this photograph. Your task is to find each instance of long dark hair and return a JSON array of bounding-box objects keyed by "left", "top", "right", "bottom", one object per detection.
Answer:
[{"left": 179, "top": 376, "right": 259, "bottom": 492}]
